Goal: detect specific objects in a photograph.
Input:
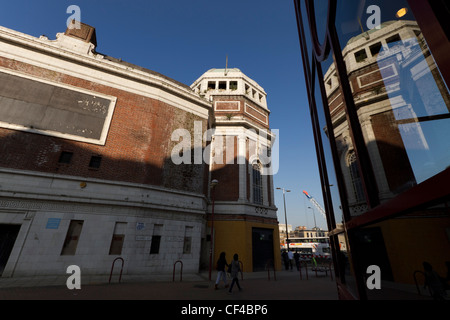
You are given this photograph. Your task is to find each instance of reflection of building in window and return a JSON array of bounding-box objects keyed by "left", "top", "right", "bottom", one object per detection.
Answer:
[
  {"left": 354, "top": 48, "right": 368, "bottom": 62},
  {"left": 347, "top": 151, "right": 365, "bottom": 204},
  {"left": 324, "top": 20, "right": 450, "bottom": 205}
]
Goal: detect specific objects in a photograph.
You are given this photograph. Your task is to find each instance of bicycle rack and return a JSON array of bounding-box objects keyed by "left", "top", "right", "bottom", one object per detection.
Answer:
[
  {"left": 109, "top": 257, "right": 124, "bottom": 284},
  {"left": 266, "top": 260, "right": 276, "bottom": 281},
  {"left": 173, "top": 260, "right": 183, "bottom": 282}
]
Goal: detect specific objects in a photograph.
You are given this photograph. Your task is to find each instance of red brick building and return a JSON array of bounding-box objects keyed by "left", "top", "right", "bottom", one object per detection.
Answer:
[{"left": 0, "top": 22, "right": 278, "bottom": 278}]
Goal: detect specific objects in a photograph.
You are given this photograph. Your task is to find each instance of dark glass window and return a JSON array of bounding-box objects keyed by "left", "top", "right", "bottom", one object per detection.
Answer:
[
  {"left": 58, "top": 151, "right": 73, "bottom": 164},
  {"left": 89, "top": 155, "right": 102, "bottom": 169},
  {"left": 150, "top": 235, "right": 161, "bottom": 254},
  {"left": 252, "top": 163, "right": 263, "bottom": 205}
]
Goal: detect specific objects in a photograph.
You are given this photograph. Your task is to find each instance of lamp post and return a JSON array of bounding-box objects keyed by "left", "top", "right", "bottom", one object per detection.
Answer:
[
  {"left": 208, "top": 179, "right": 219, "bottom": 281},
  {"left": 276, "top": 187, "right": 291, "bottom": 251},
  {"left": 308, "top": 206, "right": 317, "bottom": 230}
]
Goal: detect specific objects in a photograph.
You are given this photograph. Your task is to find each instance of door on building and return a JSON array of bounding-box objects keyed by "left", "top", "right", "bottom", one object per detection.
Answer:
[
  {"left": 252, "top": 228, "right": 274, "bottom": 272},
  {"left": 0, "top": 224, "right": 20, "bottom": 276}
]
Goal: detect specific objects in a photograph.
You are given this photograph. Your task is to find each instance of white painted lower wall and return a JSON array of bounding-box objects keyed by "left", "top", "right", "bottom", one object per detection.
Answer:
[{"left": 0, "top": 169, "right": 206, "bottom": 278}]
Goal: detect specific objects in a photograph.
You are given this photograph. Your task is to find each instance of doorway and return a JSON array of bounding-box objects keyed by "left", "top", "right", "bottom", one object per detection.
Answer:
[
  {"left": 252, "top": 228, "right": 274, "bottom": 272},
  {"left": 0, "top": 224, "right": 20, "bottom": 276}
]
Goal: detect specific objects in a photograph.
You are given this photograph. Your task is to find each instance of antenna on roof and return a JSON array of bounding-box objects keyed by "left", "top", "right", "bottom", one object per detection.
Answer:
[
  {"left": 225, "top": 55, "right": 228, "bottom": 76},
  {"left": 358, "top": 18, "right": 370, "bottom": 40}
]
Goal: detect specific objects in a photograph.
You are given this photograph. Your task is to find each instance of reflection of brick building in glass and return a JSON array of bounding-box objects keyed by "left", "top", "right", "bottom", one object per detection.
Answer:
[
  {"left": 325, "top": 20, "right": 450, "bottom": 217},
  {"left": 295, "top": 0, "right": 450, "bottom": 300}
]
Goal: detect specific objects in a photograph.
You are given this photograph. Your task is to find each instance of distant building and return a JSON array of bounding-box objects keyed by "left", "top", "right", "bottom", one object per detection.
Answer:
[{"left": 0, "top": 22, "right": 278, "bottom": 278}]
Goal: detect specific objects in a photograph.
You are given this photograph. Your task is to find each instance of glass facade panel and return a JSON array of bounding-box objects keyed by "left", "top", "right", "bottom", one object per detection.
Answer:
[
  {"left": 314, "top": 61, "right": 345, "bottom": 226},
  {"left": 356, "top": 198, "right": 450, "bottom": 299},
  {"left": 334, "top": 232, "right": 359, "bottom": 298},
  {"left": 335, "top": 0, "right": 450, "bottom": 203},
  {"left": 295, "top": 0, "right": 450, "bottom": 300},
  {"left": 299, "top": 0, "right": 313, "bottom": 75},
  {"left": 312, "top": 0, "right": 329, "bottom": 46}
]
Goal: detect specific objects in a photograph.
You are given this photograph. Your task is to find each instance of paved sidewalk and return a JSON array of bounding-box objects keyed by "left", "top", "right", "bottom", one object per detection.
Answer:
[{"left": 0, "top": 269, "right": 339, "bottom": 300}]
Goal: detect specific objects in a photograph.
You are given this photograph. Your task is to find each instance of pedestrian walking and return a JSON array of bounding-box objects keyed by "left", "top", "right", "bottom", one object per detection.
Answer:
[
  {"left": 215, "top": 252, "right": 229, "bottom": 290},
  {"left": 294, "top": 250, "right": 300, "bottom": 271},
  {"left": 288, "top": 250, "right": 294, "bottom": 271},
  {"left": 228, "top": 253, "right": 242, "bottom": 294},
  {"left": 281, "top": 250, "right": 289, "bottom": 270}
]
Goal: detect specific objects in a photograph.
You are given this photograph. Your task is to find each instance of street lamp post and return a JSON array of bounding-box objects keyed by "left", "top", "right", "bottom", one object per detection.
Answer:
[
  {"left": 276, "top": 187, "right": 291, "bottom": 251},
  {"left": 208, "top": 179, "right": 219, "bottom": 281},
  {"left": 308, "top": 206, "right": 317, "bottom": 230}
]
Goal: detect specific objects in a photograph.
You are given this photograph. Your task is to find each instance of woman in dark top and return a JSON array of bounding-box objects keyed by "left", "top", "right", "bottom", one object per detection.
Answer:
[
  {"left": 228, "top": 253, "right": 242, "bottom": 294},
  {"left": 215, "top": 252, "right": 229, "bottom": 290}
]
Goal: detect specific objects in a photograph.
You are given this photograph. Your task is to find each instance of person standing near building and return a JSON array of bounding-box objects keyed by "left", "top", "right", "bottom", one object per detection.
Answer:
[
  {"left": 294, "top": 250, "right": 300, "bottom": 271},
  {"left": 228, "top": 254, "right": 242, "bottom": 294},
  {"left": 287, "top": 250, "right": 294, "bottom": 271},
  {"left": 282, "top": 250, "right": 289, "bottom": 270},
  {"left": 215, "top": 252, "right": 229, "bottom": 290}
]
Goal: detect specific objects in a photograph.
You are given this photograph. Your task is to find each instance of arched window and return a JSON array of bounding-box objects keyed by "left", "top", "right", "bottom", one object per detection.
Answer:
[
  {"left": 252, "top": 162, "right": 263, "bottom": 205},
  {"left": 347, "top": 151, "right": 365, "bottom": 203}
]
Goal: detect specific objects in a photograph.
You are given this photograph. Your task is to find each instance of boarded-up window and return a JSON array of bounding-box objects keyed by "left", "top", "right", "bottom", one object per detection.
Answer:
[
  {"left": 183, "top": 226, "right": 193, "bottom": 254},
  {"left": 0, "top": 71, "right": 115, "bottom": 144},
  {"left": 150, "top": 224, "right": 163, "bottom": 254},
  {"left": 61, "top": 220, "right": 84, "bottom": 255},
  {"left": 109, "top": 222, "right": 126, "bottom": 255}
]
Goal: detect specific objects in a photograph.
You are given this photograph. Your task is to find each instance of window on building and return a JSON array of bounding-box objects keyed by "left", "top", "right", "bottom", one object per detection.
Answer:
[
  {"left": 207, "top": 81, "right": 216, "bottom": 90},
  {"left": 348, "top": 151, "right": 366, "bottom": 203},
  {"left": 61, "top": 220, "right": 84, "bottom": 255},
  {"left": 369, "top": 42, "right": 382, "bottom": 57},
  {"left": 150, "top": 224, "right": 163, "bottom": 254},
  {"left": 354, "top": 48, "right": 368, "bottom": 62},
  {"left": 218, "top": 81, "right": 227, "bottom": 90},
  {"left": 386, "top": 34, "right": 402, "bottom": 49},
  {"left": 230, "top": 81, "right": 238, "bottom": 90},
  {"left": 58, "top": 151, "right": 73, "bottom": 164},
  {"left": 183, "top": 226, "right": 193, "bottom": 254},
  {"left": 150, "top": 236, "right": 161, "bottom": 254},
  {"left": 89, "top": 155, "right": 102, "bottom": 169},
  {"left": 109, "top": 222, "right": 126, "bottom": 255},
  {"left": 252, "top": 163, "right": 263, "bottom": 205}
]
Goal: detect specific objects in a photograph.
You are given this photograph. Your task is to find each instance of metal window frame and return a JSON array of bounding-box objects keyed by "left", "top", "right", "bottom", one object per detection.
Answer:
[{"left": 294, "top": 0, "right": 450, "bottom": 299}]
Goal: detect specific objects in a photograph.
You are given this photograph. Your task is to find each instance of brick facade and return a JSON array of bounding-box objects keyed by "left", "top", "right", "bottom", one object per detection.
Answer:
[{"left": 0, "top": 23, "right": 279, "bottom": 277}]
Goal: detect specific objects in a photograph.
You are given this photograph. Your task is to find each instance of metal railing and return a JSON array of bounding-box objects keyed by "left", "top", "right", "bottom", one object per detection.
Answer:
[{"left": 298, "top": 260, "right": 309, "bottom": 280}]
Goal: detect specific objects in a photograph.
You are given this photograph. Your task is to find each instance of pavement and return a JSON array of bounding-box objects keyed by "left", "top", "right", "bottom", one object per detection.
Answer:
[{"left": 0, "top": 268, "right": 339, "bottom": 301}]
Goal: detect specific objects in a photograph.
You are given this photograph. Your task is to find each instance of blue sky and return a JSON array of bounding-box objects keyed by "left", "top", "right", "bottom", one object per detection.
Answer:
[{"left": 0, "top": 0, "right": 328, "bottom": 229}]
